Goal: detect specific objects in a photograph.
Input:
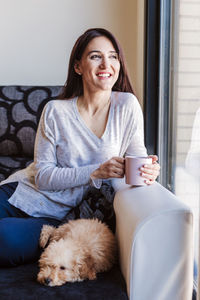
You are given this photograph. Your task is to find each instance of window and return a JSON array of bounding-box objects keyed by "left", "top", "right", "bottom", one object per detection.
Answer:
[
  {"left": 145, "top": 0, "right": 200, "bottom": 296},
  {"left": 167, "top": 0, "right": 200, "bottom": 293}
]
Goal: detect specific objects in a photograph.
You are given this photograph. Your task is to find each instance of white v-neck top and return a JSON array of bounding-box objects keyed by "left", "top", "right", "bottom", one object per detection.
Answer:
[{"left": 1, "top": 92, "right": 147, "bottom": 220}]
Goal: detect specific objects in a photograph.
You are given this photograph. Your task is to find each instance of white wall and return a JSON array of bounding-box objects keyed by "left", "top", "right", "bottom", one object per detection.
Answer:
[{"left": 0, "top": 0, "right": 145, "bottom": 102}]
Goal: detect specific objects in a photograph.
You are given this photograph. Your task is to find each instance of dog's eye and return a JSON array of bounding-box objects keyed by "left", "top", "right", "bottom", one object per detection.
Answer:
[{"left": 60, "top": 266, "right": 66, "bottom": 270}]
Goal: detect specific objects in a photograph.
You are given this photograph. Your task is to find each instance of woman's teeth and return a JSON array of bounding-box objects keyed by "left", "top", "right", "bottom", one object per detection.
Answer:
[{"left": 97, "top": 73, "right": 111, "bottom": 77}]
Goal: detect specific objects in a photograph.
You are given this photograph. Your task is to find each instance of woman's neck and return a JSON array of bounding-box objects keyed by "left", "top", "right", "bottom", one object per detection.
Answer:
[{"left": 77, "top": 90, "right": 111, "bottom": 116}]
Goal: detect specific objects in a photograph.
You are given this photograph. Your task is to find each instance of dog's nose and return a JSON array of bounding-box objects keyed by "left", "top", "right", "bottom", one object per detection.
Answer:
[{"left": 44, "top": 278, "right": 51, "bottom": 285}]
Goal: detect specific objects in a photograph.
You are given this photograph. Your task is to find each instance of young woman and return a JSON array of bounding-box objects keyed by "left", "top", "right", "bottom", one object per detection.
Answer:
[{"left": 0, "top": 28, "right": 160, "bottom": 267}]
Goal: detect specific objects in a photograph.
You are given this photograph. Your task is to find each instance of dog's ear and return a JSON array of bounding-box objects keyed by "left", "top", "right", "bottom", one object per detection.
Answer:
[
  {"left": 84, "top": 254, "right": 97, "bottom": 280},
  {"left": 76, "top": 254, "right": 96, "bottom": 281},
  {"left": 52, "top": 223, "right": 72, "bottom": 241},
  {"left": 40, "top": 225, "right": 56, "bottom": 248}
]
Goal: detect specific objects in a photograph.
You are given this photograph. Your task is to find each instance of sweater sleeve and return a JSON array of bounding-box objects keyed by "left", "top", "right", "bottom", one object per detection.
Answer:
[
  {"left": 124, "top": 97, "right": 148, "bottom": 157},
  {"left": 33, "top": 103, "right": 100, "bottom": 191}
]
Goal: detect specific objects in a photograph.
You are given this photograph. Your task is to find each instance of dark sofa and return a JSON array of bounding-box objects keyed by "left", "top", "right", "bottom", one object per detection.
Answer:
[
  {"left": 0, "top": 86, "right": 128, "bottom": 300},
  {"left": 0, "top": 86, "right": 196, "bottom": 300}
]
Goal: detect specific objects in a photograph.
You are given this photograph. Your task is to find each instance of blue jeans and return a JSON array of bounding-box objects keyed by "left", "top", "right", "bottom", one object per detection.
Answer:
[{"left": 0, "top": 182, "right": 60, "bottom": 267}]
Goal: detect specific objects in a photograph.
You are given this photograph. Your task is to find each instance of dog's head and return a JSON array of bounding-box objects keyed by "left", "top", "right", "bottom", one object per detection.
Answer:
[{"left": 37, "top": 238, "right": 96, "bottom": 286}]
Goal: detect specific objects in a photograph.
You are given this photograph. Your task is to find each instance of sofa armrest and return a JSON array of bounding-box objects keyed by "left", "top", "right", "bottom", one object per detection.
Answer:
[{"left": 112, "top": 179, "right": 194, "bottom": 300}]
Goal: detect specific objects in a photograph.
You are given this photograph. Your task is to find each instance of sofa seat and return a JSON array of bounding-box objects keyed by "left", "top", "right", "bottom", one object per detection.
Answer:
[
  {"left": 0, "top": 263, "right": 128, "bottom": 300},
  {"left": 0, "top": 156, "right": 32, "bottom": 182}
]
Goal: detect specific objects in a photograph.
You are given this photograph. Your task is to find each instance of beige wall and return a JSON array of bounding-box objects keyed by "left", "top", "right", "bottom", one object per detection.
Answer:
[
  {"left": 0, "top": 0, "right": 145, "bottom": 103},
  {"left": 112, "top": 0, "right": 145, "bottom": 104}
]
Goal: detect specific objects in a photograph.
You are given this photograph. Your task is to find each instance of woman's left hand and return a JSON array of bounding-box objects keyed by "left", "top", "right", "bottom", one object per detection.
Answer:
[{"left": 140, "top": 155, "right": 160, "bottom": 185}]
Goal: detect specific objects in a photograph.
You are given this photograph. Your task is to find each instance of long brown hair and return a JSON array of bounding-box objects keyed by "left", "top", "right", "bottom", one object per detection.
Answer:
[{"left": 59, "top": 28, "right": 135, "bottom": 99}]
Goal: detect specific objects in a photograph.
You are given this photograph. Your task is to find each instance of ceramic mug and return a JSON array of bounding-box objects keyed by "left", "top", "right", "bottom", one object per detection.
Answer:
[{"left": 125, "top": 156, "right": 152, "bottom": 186}]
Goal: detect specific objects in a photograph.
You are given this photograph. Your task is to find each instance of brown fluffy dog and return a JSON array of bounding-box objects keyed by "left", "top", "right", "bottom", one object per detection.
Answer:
[{"left": 37, "top": 219, "right": 117, "bottom": 286}]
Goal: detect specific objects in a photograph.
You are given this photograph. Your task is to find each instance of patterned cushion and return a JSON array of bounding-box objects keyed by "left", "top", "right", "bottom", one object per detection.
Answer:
[
  {"left": 0, "top": 86, "right": 61, "bottom": 181},
  {"left": 0, "top": 86, "right": 61, "bottom": 157}
]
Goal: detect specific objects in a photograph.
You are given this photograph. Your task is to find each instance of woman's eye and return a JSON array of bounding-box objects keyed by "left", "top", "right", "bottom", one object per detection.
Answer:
[
  {"left": 110, "top": 55, "right": 118, "bottom": 60},
  {"left": 60, "top": 266, "right": 66, "bottom": 270},
  {"left": 90, "top": 54, "right": 101, "bottom": 60}
]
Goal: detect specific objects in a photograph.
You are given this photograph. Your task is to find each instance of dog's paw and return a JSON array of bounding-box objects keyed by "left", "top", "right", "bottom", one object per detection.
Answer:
[
  {"left": 87, "top": 270, "right": 97, "bottom": 281},
  {"left": 40, "top": 225, "right": 56, "bottom": 248}
]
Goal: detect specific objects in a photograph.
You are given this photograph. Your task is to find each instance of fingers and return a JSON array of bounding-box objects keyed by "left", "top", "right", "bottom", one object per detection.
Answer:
[
  {"left": 91, "top": 157, "right": 125, "bottom": 179},
  {"left": 145, "top": 179, "right": 154, "bottom": 185},
  {"left": 141, "top": 163, "right": 160, "bottom": 174},
  {"left": 112, "top": 156, "right": 125, "bottom": 165},
  {"left": 140, "top": 157, "right": 160, "bottom": 184},
  {"left": 148, "top": 155, "right": 158, "bottom": 163},
  {"left": 100, "top": 157, "right": 125, "bottom": 179},
  {"left": 141, "top": 171, "right": 157, "bottom": 182},
  {"left": 105, "top": 157, "right": 125, "bottom": 177}
]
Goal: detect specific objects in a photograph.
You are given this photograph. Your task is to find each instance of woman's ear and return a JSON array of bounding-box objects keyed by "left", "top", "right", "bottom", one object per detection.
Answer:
[{"left": 74, "top": 61, "right": 82, "bottom": 76}]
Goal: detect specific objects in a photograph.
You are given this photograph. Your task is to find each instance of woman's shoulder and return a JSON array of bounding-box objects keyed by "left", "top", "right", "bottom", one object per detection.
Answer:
[
  {"left": 42, "top": 98, "right": 75, "bottom": 116},
  {"left": 44, "top": 98, "right": 74, "bottom": 109},
  {"left": 112, "top": 91, "right": 141, "bottom": 109}
]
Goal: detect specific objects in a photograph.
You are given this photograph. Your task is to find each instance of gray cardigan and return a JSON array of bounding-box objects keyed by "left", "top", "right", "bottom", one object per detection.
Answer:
[{"left": 1, "top": 92, "right": 147, "bottom": 220}]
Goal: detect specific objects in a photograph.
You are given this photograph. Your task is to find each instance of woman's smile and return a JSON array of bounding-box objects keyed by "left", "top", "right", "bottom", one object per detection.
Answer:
[{"left": 96, "top": 72, "right": 112, "bottom": 78}]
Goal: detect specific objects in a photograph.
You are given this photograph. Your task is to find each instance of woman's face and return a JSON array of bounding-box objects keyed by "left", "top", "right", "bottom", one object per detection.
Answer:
[{"left": 75, "top": 36, "right": 120, "bottom": 94}]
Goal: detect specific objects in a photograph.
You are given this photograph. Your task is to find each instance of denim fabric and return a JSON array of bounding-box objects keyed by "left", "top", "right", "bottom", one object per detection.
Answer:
[{"left": 0, "top": 182, "right": 60, "bottom": 267}]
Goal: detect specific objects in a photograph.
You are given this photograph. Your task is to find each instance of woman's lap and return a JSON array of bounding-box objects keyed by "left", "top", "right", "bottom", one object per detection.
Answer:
[
  {"left": 0, "top": 217, "right": 60, "bottom": 267},
  {"left": 0, "top": 182, "right": 60, "bottom": 267}
]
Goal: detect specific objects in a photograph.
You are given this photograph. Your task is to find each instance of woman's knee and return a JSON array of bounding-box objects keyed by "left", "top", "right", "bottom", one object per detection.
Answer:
[
  {"left": 0, "top": 217, "right": 60, "bottom": 267},
  {"left": 0, "top": 218, "right": 42, "bottom": 267}
]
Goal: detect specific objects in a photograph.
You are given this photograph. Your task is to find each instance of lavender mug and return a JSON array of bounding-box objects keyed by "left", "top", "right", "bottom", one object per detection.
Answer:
[{"left": 125, "top": 156, "right": 152, "bottom": 186}]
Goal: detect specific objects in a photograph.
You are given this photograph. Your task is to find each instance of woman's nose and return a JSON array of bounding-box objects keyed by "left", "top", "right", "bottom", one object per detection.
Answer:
[{"left": 100, "top": 57, "right": 109, "bottom": 69}]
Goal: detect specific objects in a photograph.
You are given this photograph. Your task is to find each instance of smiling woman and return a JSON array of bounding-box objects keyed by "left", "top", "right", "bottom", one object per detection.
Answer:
[{"left": 0, "top": 28, "right": 160, "bottom": 268}]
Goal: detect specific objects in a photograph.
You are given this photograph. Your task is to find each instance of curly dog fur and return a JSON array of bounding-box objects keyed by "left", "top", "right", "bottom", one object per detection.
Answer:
[{"left": 37, "top": 219, "right": 117, "bottom": 286}]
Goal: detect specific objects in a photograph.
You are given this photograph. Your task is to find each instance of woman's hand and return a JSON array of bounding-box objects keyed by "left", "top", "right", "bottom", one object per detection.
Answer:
[
  {"left": 140, "top": 155, "right": 160, "bottom": 185},
  {"left": 91, "top": 157, "right": 125, "bottom": 179}
]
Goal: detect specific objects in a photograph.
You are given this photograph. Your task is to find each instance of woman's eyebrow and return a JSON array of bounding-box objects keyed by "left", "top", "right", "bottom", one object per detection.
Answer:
[
  {"left": 87, "top": 50, "right": 101, "bottom": 55},
  {"left": 87, "top": 50, "right": 118, "bottom": 56}
]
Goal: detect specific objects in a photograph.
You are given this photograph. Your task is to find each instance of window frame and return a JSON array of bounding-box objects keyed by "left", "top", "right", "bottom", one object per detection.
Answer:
[{"left": 144, "top": 0, "right": 172, "bottom": 190}]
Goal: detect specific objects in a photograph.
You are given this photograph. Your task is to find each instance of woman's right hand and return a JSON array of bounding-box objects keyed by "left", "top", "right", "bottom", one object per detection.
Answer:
[{"left": 91, "top": 157, "right": 125, "bottom": 179}]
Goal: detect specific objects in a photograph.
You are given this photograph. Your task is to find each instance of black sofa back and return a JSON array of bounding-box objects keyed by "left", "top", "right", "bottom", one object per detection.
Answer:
[{"left": 0, "top": 86, "right": 61, "bottom": 181}]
